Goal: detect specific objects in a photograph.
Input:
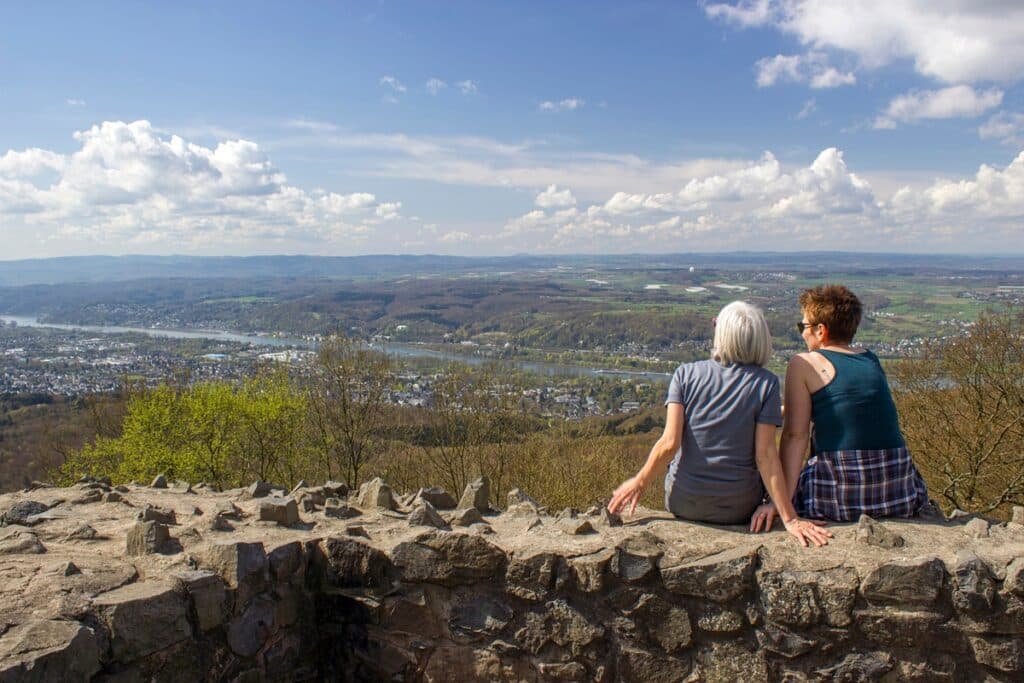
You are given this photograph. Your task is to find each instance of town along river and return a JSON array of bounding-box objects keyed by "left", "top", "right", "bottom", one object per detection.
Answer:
[{"left": 0, "top": 315, "right": 670, "bottom": 383}]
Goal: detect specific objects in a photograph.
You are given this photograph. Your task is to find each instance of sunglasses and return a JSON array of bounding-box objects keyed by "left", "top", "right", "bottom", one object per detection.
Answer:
[{"left": 796, "top": 321, "right": 820, "bottom": 333}]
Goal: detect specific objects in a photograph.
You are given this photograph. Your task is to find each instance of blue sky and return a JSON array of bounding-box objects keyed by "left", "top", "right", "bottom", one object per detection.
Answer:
[{"left": 1, "top": 1, "right": 1023, "bottom": 258}]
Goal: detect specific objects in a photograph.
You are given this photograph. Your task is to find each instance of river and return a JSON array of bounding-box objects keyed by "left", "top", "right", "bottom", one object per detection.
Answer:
[{"left": 0, "top": 315, "right": 671, "bottom": 382}]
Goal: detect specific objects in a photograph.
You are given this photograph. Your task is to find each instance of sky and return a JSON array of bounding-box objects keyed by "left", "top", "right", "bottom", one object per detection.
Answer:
[{"left": 1, "top": 0, "right": 1023, "bottom": 259}]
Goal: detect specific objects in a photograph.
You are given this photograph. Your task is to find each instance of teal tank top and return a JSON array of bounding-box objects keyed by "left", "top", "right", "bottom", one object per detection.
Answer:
[{"left": 810, "top": 349, "right": 905, "bottom": 452}]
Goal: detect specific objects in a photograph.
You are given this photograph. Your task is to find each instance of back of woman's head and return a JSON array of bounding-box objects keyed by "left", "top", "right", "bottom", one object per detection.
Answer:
[
  {"left": 712, "top": 301, "right": 772, "bottom": 367},
  {"left": 798, "top": 284, "right": 862, "bottom": 344}
]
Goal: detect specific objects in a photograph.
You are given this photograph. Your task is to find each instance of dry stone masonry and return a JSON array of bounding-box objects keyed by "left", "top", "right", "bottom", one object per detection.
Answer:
[{"left": 1, "top": 475, "right": 1023, "bottom": 682}]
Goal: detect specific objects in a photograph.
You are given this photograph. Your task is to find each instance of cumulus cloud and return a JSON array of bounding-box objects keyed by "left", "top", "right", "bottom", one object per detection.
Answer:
[
  {"left": 539, "top": 98, "right": 585, "bottom": 112},
  {"left": 0, "top": 120, "right": 400, "bottom": 249},
  {"left": 706, "top": 1, "right": 1024, "bottom": 84},
  {"left": 890, "top": 151, "right": 1024, "bottom": 218},
  {"left": 534, "top": 184, "right": 576, "bottom": 209},
  {"left": 979, "top": 111, "right": 1024, "bottom": 146},
  {"left": 425, "top": 78, "right": 446, "bottom": 95},
  {"left": 755, "top": 53, "right": 855, "bottom": 89},
  {"left": 874, "top": 86, "right": 1003, "bottom": 129},
  {"left": 455, "top": 80, "right": 478, "bottom": 94}
]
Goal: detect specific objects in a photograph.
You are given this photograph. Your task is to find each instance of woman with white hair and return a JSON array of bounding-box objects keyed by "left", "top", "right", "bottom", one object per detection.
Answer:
[{"left": 608, "top": 301, "right": 831, "bottom": 547}]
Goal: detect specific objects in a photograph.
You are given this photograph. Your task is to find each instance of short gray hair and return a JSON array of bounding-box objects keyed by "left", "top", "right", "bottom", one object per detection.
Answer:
[{"left": 712, "top": 301, "right": 772, "bottom": 367}]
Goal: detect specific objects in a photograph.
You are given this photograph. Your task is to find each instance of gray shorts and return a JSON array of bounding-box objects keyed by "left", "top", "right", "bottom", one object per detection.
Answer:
[{"left": 666, "top": 484, "right": 764, "bottom": 525}]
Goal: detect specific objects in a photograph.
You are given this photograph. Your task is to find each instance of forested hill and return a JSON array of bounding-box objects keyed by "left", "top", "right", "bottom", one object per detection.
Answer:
[{"left": 1, "top": 252, "right": 1022, "bottom": 286}]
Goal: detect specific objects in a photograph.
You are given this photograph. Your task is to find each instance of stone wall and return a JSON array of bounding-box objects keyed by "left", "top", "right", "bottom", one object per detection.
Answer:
[{"left": 1, "top": 476, "right": 1023, "bottom": 682}]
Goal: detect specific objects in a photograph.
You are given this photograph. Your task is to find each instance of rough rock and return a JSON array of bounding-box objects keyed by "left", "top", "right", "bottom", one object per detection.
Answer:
[
  {"left": 245, "top": 479, "right": 276, "bottom": 498},
  {"left": 953, "top": 550, "right": 996, "bottom": 613},
  {"left": 1, "top": 501, "right": 48, "bottom": 527},
  {"left": 450, "top": 506, "right": 485, "bottom": 527},
  {"left": 0, "top": 529, "right": 46, "bottom": 555},
  {"left": 515, "top": 599, "right": 604, "bottom": 657},
  {"left": 964, "top": 517, "right": 990, "bottom": 539},
  {"left": 861, "top": 556, "right": 946, "bottom": 606},
  {"left": 506, "top": 488, "right": 539, "bottom": 510},
  {"left": 125, "top": 520, "right": 169, "bottom": 555},
  {"left": 393, "top": 530, "right": 506, "bottom": 586},
  {"left": 92, "top": 581, "right": 192, "bottom": 662},
  {"left": 458, "top": 476, "right": 491, "bottom": 513},
  {"left": 136, "top": 503, "right": 177, "bottom": 525},
  {"left": 323, "top": 498, "right": 361, "bottom": 519},
  {"left": 856, "top": 513, "right": 904, "bottom": 548},
  {"left": 1013, "top": 505, "right": 1024, "bottom": 525},
  {"left": 415, "top": 486, "right": 458, "bottom": 510},
  {"left": 661, "top": 546, "right": 758, "bottom": 602},
  {"left": 150, "top": 474, "right": 167, "bottom": 488},
  {"left": 357, "top": 477, "right": 397, "bottom": 510},
  {"left": 0, "top": 620, "right": 100, "bottom": 682},
  {"left": 610, "top": 531, "right": 662, "bottom": 582},
  {"left": 408, "top": 500, "right": 448, "bottom": 529},
  {"left": 258, "top": 497, "right": 300, "bottom": 526},
  {"left": 196, "top": 541, "right": 268, "bottom": 608}
]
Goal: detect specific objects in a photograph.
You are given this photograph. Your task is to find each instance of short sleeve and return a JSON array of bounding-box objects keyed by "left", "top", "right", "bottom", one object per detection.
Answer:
[
  {"left": 756, "top": 374, "right": 783, "bottom": 426},
  {"left": 665, "top": 365, "right": 686, "bottom": 405}
]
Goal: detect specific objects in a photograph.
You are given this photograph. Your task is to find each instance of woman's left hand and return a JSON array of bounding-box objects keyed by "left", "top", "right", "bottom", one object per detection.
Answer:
[
  {"left": 749, "top": 502, "right": 777, "bottom": 532},
  {"left": 608, "top": 475, "right": 647, "bottom": 517}
]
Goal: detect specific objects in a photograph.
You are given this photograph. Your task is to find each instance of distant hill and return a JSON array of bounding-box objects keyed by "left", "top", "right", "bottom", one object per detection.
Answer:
[{"left": 0, "top": 252, "right": 1021, "bottom": 286}]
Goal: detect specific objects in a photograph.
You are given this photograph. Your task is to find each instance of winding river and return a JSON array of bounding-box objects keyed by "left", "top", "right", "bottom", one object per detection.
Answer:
[{"left": 0, "top": 315, "right": 670, "bottom": 382}]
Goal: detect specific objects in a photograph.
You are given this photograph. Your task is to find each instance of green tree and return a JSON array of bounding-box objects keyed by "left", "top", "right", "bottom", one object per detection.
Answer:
[
  {"left": 239, "top": 369, "right": 309, "bottom": 485},
  {"left": 306, "top": 335, "right": 394, "bottom": 488}
]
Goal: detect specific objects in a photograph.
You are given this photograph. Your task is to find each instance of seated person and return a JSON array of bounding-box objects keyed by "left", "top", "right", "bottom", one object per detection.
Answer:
[
  {"left": 608, "top": 301, "right": 831, "bottom": 547},
  {"left": 774, "top": 284, "right": 929, "bottom": 522}
]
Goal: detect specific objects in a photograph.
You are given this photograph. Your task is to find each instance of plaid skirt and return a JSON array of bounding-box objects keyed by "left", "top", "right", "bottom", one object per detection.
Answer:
[{"left": 795, "top": 446, "right": 929, "bottom": 521}]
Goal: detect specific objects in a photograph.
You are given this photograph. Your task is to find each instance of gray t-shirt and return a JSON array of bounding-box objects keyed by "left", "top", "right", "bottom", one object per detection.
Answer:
[{"left": 664, "top": 360, "right": 782, "bottom": 507}]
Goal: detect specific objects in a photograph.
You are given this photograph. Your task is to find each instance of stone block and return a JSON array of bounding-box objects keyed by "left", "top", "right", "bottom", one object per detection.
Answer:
[
  {"left": 506, "top": 552, "right": 564, "bottom": 601},
  {"left": 855, "top": 608, "right": 948, "bottom": 648},
  {"left": 1012, "top": 506, "right": 1024, "bottom": 525},
  {"left": 861, "top": 556, "right": 946, "bottom": 607},
  {"left": 449, "top": 594, "right": 514, "bottom": 638},
  {"left": 450, "top": 507, "right": 486, "bottom": 527},
  {"left": 457, "top": 476, "right": 490, "bottom": 513},
  {"left": 409, "top": 500, "right": 448, "bottom": 529},
  {"left": 0, "top": 530, "right": 46, "bottom": 555},
  {"left": 136, "top": 504, "right": 176, "bottom": 525},
  {"left": 1, "top": 501, "right": 48, "bottom": 526},
  {"left": 268, "top": 540, "right": 304, "bottom": 582},
  {"left": 964, "top": 517, "right": 990, "bottom": 538},
  {"left": 617, "top": 645, "right": 690, "bottom": 683},
  {"left": 92, "top": 580, "right": 192, "bottom": 663},
  {"left": 319, "top": 536, "right": 393, "bottom": 589},
  {"left": 170, "top": 568, "right": 227, "bottom": 632},
  {"left": 258, "top": 497, "right": 299, "bottom": 526},
  {"left": 758, "top": 571, "right": 821, "bottom": 627},
  {"left": 392, "top": 530, "right": 506, "bottom": 586},
  {"left": 953, "top": 550, "right": 997, "bottom": 615},
  {"left": 324, "top": 497, "right": 361, "bottom": 519},
  {"left": 196, "top": 541, "right": 268, "bottom": 609},
  {"left": 969, "top": 634, "right": 1024, "bottom": 673},
  {"left": 150, "top": 474, "right": 167, "bottom": 488},
  {"left": 506, "top": 488, "right": 539, "bottom": 510},
  {"left": 515, "top": 599, "right": 605, "bottom": 657},
  {"left": 696, "top": 605, "right": 745, "bottom": 633},
  {"left": 661, "top": 546, "right": 758, "bottom": 602},
  {"left": 125, "top": 520, "right": 169, "bottom": 556},
  {"left": 610, "top": 531, "right": 662, "bottom": 583},
  {"left": 416, "top": 486, "right": 458, "bottom": 510},
  {"left": 856, "top": 513, "right": 904, "bottom": 548},
  {"left": 357, "top": 477, "right": 397, "bottom": 510},
  {"left": 628, "top": 593, "right": 692, "bottom": 653},
  {"left": 756, "top": 621, "right": 818, "bottom": 658},
  {"left": 245, "top": 479, "right": 274, "bottom": 498},
  {"left": 1006, "top": 557, "right": 1024, "bottom": 597},
  {"left": 0, "top": 619, "right": 100, "bottom": 683},
  {"left": 227, "top": 594, "right": 277, "bottom": 658},
  {"left": 569, "top": 548, "right": 614, "bottom": 593}
]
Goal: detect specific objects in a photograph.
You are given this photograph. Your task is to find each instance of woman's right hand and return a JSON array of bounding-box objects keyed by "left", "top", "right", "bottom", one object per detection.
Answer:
[
  {"left": 782, "top": 517, "right": 833, "bottom": 547},
  {"left": 608, "top": 475, "right": 647, "bottom": 517}
]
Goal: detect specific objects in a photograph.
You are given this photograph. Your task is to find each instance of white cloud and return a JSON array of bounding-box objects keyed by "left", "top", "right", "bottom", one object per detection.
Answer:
[
  {"left": 707, "top": 1, "right": 1024, "bottom": 84},
  {"left": 755, "top": 52, "right": 855, "bottom": 89},
  {"left": 874, "top": 85, "right": 1003, "bottom": 129},
  {"left": 0, "top": 120, "right": 401, "bottom": 249},
  {"left": 440, "top": 230, "right": 471, "bottom": 242},
  {"left": 539, "top": 98, "right": 585, "bottom": 112},
  {"left": 379, "top": 75, "right": 407, "bottom": 92},
  {"left": 979, "top": 111, "right": 1024, "bottom": 146},
  {"left": 455, "top": 80, "right": 478, "bottom": 94},
  {"left": 534, "top": 184, "right": 576, "bottom": 208},
  {"left": 65, "top": 98, "right": 86, "bottom": 107},
  {"left": 889, "top": 151, "right": 1024, "bottom": 218},
  {"left": 425, "top": 78, "right": 446, "bottom": 95},
  {"left": 284, "top": 118, "right": 338, "bottom": 133}
]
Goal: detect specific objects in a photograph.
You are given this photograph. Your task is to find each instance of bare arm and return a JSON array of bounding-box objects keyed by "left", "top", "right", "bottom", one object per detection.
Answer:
[
  {"left": 752, "top": 422, "right": 831, "bottom": 546},
  {"left": 780, "top": 356, "right": 814, "bottom": 500},
  {"left": 608, "top": 402, "right": 684, "bottom": 516}
]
